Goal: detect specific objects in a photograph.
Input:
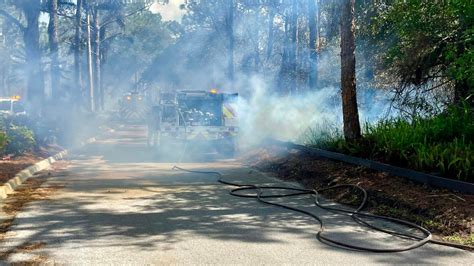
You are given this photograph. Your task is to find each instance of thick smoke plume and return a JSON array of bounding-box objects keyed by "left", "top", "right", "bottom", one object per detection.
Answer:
[{"left": 234, "top": 76, "right": 392, "bottom": 148}]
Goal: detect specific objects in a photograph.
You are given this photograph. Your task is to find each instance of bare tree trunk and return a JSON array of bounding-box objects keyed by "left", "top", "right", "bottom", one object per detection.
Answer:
[
  {"left": 86, "top": 8, "right": 94, "bottom": 112},
  {"left": 23, "top": 3, "right": 44, "bottom": 111},
  {"left": 289, "top": 0, "right": 297, "bottom": 94},
  {"left": 74, "top": 0, "right": 84, "bottom": 104},
  {"left": 317, "top": 0, "right": 321, "bottom": 54},
  {"left": 308, "top": 0, "right": 319, "bottom": 90},
  {"left": 99, "top": 25, "right": 107, "bottom": 110},
  {"left": 48, "top": 0, "right": 60, "bottom": 99},
  {"left": 277, "top": 14, "right": 290, "bottom": 94},
  {"left": 266, "top": 3, "right": 275, "bottom": 60},
  {"left": 340, "top": 0, "right": 361, "bottom": 141},
  {"left": 1, "top": 68, "right": 6, "bottom": 96},
  {"left": 92, "top": 9, "right": 101, "bottom": 111},
  {"left": 227, "top": 0, "right": 234, "bottom": 89},
  {"left": 0, "top": 23, "right": 6, "bottom": 96}
]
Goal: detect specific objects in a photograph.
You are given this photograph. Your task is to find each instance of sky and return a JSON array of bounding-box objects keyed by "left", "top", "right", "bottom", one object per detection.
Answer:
[
  {"left": 39, "top": 1, "right": 186, "bottom": 23},
  {"left": 150, "top": 0, "right": 186, "bottom": 22}
]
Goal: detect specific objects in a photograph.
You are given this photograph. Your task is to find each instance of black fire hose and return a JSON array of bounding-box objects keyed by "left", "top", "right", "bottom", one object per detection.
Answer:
[{"left": 171, "top": 166, "right": 440, "bottom": 253}]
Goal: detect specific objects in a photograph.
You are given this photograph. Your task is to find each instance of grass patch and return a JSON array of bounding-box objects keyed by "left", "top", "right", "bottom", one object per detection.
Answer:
[
  {"left": 444, "top": 233, "right": 474, "bottom": 246},
  {"left": 306, "top": 104, "right": 474, "bottom": 182}
]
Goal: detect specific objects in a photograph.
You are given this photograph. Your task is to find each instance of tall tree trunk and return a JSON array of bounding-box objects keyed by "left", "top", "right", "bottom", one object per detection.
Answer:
[
  {"left": 1, "top": 23, "right": 6, "bottom": 96},
  {"left": 92, "top": 9, "right": 101, "bottom": 111},
  {"left": 277, "top": 14, "right": 290, "bottom": 94},
  {"left": 289, "top": 0, "right": 297, "bottom": 94},
  {"left": 86, "top": 8, "right": 94, "bottom": 112},
  {"left": 48, "top": 0, "right": 60, "bottom": 99},
  {"left": 23, "top": 3, "right": 44, "bottom": 111},
  {"left": 99, "top": 25, "right": 107, "bottom": 110},
  {"left": 266, "top": 4, "right": 275, "bottom": 60},
  {"left": 308, "top": 0, "right": 319, "bottom": 90},
  {"left": 340, "top": 0, "right": 361, "bottom": 141},
  {"left": 74, "top": 0, "right": 84, "bottom": 105},
  {"left": 0, "top": 22, "right": 4, "bottom": 46},
  {"left": 317, "top": 0, "right": 320, "bottom": 54},
  {"left": 227, "top": 0, "right": 234, "bottom": 89},
  {"left": 1, "top": 68, "right": 6, "bottom": 96}
]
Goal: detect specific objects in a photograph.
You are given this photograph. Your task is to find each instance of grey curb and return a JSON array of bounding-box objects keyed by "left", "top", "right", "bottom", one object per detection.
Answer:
[{"left": 0, "top": 136, "right": 97, "bottom": 200}]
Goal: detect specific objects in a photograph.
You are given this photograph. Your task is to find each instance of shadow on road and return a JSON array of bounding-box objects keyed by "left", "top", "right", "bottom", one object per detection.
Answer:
[
  {"left": 2, "top": 125, "right": 469, "bottom": 264},
  {"left": 8, "top": 174, "right": 465, "bottom": 264}
]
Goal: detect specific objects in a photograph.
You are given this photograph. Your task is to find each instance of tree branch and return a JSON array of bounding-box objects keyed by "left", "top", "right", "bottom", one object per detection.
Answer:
[
  {"left": 101, "top": 4, "right": 152, "bottom": 28},
  {"left": 0, "top": 9, "right": 25, "bottom": 32}
]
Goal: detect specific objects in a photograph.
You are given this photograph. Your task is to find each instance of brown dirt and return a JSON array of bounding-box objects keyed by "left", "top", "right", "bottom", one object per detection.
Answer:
[
  {"left": 243, "top": 146, "right": 474, "bottom": 247},
  {"left": 0, "top": 241, "right": 47, "bottom": 264},
  {"left": 0, "top": 162, "right": 34, "bottom": 185},
  {"left": 0, "top": 144, "right": 64, "bottom": 185},
  {"left": 2, "top": 176, "right": 65, "bottom": 216}
]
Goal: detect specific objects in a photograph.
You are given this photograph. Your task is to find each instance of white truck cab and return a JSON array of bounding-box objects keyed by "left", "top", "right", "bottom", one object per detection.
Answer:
[{"left": 0, "top": 96, "right": 26, "bottom": 116}]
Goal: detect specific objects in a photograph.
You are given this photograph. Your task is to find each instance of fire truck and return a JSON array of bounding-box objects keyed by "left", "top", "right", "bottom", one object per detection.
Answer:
[
  {"left": 0, "top": 96, "right": 26, "bottom": 117},
  {"left": 118, "top": 91, "right": 150, "bottom": 123},
  {"left": 147, "top": 90, "right": 238, "bottom": 156}
]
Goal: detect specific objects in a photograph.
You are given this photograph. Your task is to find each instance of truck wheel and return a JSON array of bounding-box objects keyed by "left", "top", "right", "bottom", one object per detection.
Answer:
[{"left": 218, "top": 139, "right": 235, "bottom": 158}]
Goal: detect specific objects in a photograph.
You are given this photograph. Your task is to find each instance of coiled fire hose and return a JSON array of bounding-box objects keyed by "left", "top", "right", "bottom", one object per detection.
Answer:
[{"left": 172, "top": 166, "right": 472, "bottom": 253}]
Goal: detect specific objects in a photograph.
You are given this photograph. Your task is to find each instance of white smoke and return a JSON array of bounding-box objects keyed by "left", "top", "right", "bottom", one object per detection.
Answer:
[
  {"left": 234, "top": 76, "right": 393, "bottom": 148},
  {"left": 150, "top": 0, "right": 185, "bottom": 22}
]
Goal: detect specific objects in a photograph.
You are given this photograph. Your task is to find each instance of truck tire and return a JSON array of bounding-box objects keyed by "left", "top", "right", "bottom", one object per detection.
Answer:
[{"left": 217, "top": 139, "right": 235, "bottom": 158}]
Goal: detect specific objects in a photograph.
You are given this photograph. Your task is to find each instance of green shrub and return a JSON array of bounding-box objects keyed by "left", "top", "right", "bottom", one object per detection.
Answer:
[
  {"left": 0, "top": 131, "right": 7, "bottom": 155},
  {"left": 307, "top": 104, "right": 474, "bottom": 182},
  {"left": 6, "top": 124, "right": 36, "bottom": 155},
  {"left": 0, "top": 116, "right": 7, "bottom": 131}
]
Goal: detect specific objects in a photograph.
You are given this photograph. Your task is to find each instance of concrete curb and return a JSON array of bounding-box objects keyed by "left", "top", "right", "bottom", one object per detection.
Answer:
[{"left": 0, "top": 136, "right": 97, "bottom": 200}]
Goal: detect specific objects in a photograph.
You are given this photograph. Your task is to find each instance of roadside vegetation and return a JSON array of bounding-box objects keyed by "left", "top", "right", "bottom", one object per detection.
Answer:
[
  {"left": 307, "top": 103, "right": 474, "bottom": 182},
  {"left": 0, "top": 0, "right": 471, "bottom": 255},
  {"left": 0, "top": 116, "right": 41, "bottom": 186},
  {"left": 0, "top": 111, "right": 105, "bottom": 160},
  {"left": 0, "top": 117, "right": 36, "bottom": 156},
  {"left": 307, "top": 0, "right": 473, "bottom": 183}
]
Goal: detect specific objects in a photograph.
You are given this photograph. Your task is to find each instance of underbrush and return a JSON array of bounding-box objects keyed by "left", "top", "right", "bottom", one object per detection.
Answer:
[
  {"left": 5, "top": 124, "right": 36, "bottom": 155},
  {"left": 0, "top": 116, "right": 36, "bottom": 155},
  {"left": 0, "top": 132, "right": 7, "bottom": 154},
  {"left": 306, "top": 104, "right": 474, "bottom": 182}
]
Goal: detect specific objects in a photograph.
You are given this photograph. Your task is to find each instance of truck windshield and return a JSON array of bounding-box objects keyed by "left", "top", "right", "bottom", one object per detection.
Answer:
[
  {"left": 179, "top": 99, "right": 223, "bottom": 126},
  {"left": 0, "top": 101, "right": 11, "bottom": 111},
  {"left": 12, "top": 101, "right": 25, "bottom": 113},
  {"left": 162, "top": 105, "right": 177, "bottom": 123}
]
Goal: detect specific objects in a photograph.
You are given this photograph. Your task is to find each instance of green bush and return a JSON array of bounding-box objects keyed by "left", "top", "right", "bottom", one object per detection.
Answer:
[
  {"left": 307, "top": 104, "right": 474, "bottom": 182},
  {"left": 0, "top": 131, "right": 7, "bottom": 155},
  {"left": 6, "top": 124, "right": 36, "bottom": 155}
]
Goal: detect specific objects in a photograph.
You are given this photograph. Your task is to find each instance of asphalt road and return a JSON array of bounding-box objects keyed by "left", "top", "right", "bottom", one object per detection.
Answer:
[{"left": 1, "top": 125, "right": 472, "bottom": 264}]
